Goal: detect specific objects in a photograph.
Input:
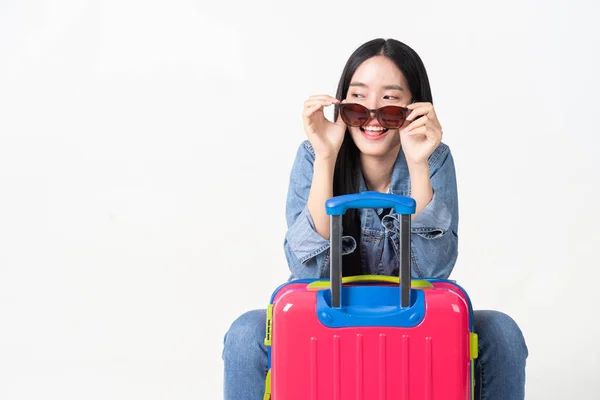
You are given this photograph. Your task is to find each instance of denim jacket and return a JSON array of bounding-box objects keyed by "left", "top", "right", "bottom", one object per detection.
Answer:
[{"left": 283, "top": 140, "right": 458, "bottom": 280}]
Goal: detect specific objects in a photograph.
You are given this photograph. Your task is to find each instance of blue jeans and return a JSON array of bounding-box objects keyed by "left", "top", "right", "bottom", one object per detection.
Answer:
[{"left": 222, "top": 309, "right": 528, "bottom": 400}]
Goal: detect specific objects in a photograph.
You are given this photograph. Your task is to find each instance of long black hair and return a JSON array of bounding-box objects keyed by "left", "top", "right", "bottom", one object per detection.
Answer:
[{"left": 332, "top": 38, "right": 434, "bottom": 276}]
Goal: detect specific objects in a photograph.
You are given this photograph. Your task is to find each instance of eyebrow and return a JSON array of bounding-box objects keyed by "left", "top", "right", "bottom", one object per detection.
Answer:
[{"left": 349, "top": 82, "right": 405, "bottom": 91}]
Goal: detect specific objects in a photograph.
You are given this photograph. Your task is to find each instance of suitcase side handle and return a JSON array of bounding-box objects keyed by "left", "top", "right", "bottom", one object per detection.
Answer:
[{"left": 326, "top": 192, "right": 416, "bottom": 309}]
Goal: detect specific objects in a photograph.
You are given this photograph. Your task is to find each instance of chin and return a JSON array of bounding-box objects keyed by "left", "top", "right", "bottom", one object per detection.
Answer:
[{"left": 349, "top": 128, "right": 400, "bottom": 157}]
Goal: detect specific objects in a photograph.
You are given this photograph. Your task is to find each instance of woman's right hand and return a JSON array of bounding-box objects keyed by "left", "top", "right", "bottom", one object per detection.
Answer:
[{"left": 302, "top": 94, "right": 347, "bottom": 160}]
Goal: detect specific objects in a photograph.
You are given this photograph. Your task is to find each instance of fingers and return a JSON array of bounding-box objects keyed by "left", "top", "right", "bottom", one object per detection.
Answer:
[
  {"left": 308, "top": 94, "right": 339, "bottom": 101},
  {"left": 303, "top": 93, "right": 344, "bottom": 127},
  {"left": 406, "top": 102, "right": 432, "bottom": 110},
  {"left": 406, "top": 102, "right": 436, "bottom": 121},
  {"left": 402, "top": 125, "right": 442, "bottom": 144},
  {"left": 303, "top": 94, "right": 339, "bottom": 118},
  {"left": 303, "top": 102, "right": 339, "bottom": 119},
  {"left": 401, "top": 111, "right": 441, "bottom": 139},
  {"left": 402, "top": 114, "right": 428, "bottom": 133},
  {"left": 406, "top": 106, "right": 432, "bottom": 121},
  {"left": 303, "top": 98, "right": 338, "bottom": 109},
  {"left": 403, "top": 102, "right": 442, "bottom": 139},
  {"left": 402, "top": 125, "right": 428, "bottom": 137},
  {"left": 302, "top": 103, "right": 324, "bottom": 118},
  {"left": 304, "top": 94, "right": 339, "bottom": 106}
]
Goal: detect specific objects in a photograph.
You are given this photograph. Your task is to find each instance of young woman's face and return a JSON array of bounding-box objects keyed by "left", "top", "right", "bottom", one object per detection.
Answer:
[{"left": 345, "top": 55, "right": 412, "bottom": 157}]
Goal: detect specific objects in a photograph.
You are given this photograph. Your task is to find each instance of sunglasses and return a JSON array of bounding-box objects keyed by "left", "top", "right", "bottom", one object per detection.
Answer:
[{"left": 338, "top": 103, "right": 410, "bottom": 129}]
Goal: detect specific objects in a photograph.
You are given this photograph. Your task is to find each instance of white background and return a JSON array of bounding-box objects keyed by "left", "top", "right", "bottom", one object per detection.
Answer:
[{"left": 1, "top": 0, "right": 598, "bottom": 399}]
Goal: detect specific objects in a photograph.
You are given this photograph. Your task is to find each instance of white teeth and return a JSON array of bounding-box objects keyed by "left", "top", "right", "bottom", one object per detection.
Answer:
[{"left": 363, "top": 126, "right": 385, "bottom": 132}]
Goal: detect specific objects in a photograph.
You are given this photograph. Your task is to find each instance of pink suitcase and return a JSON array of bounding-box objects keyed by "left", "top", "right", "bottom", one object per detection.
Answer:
[{"left": 263, "top": 192, "right": 478, "bottom": 400}]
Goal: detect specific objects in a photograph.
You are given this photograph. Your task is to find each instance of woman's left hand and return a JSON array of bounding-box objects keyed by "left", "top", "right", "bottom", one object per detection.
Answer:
[{"left": 399, "top": 102, "right": 443, "bottom": 166}]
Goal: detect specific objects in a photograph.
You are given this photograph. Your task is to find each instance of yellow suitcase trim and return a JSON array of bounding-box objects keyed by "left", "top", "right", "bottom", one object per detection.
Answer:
[
  {"left": 264, "top": 305, "right": 273, "bottom": 346},
  {"left": 263, "top": 368, "right": 271, "bottom": 400},
  {"left": 471, "top": 332, "right": 479, "bottom": 359},
  {"left": 306, "top": 275, "right": 433, "bottom": 290}
]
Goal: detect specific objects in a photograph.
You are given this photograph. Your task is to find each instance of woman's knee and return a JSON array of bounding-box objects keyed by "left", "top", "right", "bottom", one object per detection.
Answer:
[
  {"left": 222, "top": 309, "right": 267, "bottom": 359},
  {"left": 475, "top": 310, "right": 529, "bottom": 361}
]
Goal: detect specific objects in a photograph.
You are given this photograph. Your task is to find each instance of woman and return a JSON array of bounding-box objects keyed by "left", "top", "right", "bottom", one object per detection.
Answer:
[{"left": 222, "top": 38, "right": 528, "bottom": 400}]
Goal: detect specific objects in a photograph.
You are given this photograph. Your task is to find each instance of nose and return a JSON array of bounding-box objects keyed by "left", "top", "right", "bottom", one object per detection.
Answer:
[
  {"left": 366, "top": 105, "right": 379, "bottom": 124},
  {"left": 364, "top": 98, "right": 380, "bottom": 112},
  {"left": 363, "top": 96, "right": 381, "bottom": 124},
  {"left": 364, "top": 96, "right": 382, "bottom": 114}
]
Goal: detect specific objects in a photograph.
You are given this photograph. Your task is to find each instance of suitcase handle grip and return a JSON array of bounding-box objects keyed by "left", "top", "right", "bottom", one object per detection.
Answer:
[
  {"left": 327, "top": 192, "right": 415, "bottom": 309},
  {"left": 325, "top": 191, "right": 416, "bottom": 216}
]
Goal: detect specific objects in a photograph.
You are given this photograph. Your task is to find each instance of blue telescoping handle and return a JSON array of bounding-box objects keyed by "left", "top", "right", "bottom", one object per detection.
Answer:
[
  {"left": 326, "top": 192, "right": 416, "bottom": 309},
  {"left": 325, "top": 191, "right": 416, "bottom": 216}
]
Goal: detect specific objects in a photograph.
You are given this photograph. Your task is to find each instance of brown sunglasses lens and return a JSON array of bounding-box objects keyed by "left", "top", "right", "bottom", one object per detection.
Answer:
[
  {"left": 339, "top": 104, "right": 369, "bottom": 127},
  {"left": 378, "top": 106, "right": 407, "bottom": 129}
]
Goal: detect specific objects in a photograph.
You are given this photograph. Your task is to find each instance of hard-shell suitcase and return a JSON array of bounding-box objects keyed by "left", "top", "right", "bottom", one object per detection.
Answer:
[{"left": 264, "top": 192, "right": 478, "bottom": 400}]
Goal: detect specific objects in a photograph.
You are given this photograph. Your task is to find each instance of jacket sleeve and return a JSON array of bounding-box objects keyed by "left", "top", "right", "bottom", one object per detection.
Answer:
[
  {"left": 283, "top": 141, "right": 357, "bottom": 279},
  {"left": 384, "top": 144, "right": 459, "bottom": 279}
]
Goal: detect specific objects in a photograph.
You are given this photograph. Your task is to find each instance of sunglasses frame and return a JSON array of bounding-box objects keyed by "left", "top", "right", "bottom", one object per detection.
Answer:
[{"left": 338, "top": 103, "right": 411, "bottom": 129}]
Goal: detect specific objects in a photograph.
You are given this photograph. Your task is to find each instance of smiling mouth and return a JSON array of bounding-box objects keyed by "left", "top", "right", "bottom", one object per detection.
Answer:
[{"left": 360, "top": 126, "right": 389, "bottom": 136}]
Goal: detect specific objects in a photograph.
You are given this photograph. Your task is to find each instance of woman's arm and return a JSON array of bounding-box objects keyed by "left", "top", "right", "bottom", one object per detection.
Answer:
[
  {"left": 283, "top": 141, "right": 357, "bottom": 279},
  {"left": 408, "top": 145, "right": 459, "bottom": 279},
  {"left": 306, "top": 156, "right": 336, "bottom": 240},
  {"left": 407, "top": 161, "right": 433, "bottom": 217}
]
